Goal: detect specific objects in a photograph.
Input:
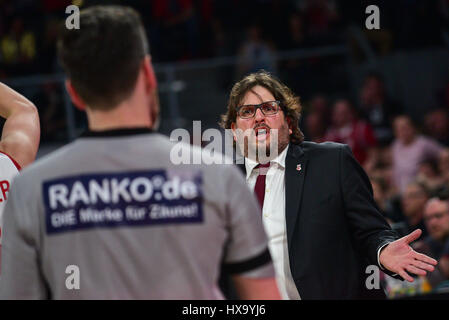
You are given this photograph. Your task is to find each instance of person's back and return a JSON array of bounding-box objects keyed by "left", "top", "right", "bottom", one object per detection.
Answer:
[{"left": 1, "top": 130, "right": 273, "bottom": 299}]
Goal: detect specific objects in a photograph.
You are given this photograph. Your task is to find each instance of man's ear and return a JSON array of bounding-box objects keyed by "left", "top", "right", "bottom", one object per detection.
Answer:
[
  {"left": 142, "top": 55, "right": 157, "bottom": 93},
  {"left": 231, "top": 122, "right": 237, "bottom": 141},
  {"left": 286, "top": 117, "right": 293, "bottom": 135},
  {"left": 65, "top": 80, "right": 86, "bottom": 111}
]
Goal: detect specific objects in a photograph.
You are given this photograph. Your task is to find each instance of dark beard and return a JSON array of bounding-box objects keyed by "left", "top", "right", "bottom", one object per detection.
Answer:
[
  {"left": 241, "top": 137, "right": 289, "bottom": 162},
  {"left": 250, "top": 128, "right": 290, "bottom": 162}
]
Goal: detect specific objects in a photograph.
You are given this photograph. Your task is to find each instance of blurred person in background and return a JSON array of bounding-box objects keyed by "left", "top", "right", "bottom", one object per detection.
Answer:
[
  {"left": 0, "top": 17, "right": 37, "bottom": 75},
  {"left": 299, "top": 0, "right": 340, "bottom": 45},
  {"left": 307, "top": 94, "right": 330, "bottom": 126},
  {"left": 413, "top": 197, "right": 449, "bottom": 288},
  {"left": 438, "top": 148, "right": 449, "bottom": 185},
  {"left": 392, "top": 115, "right": 442, "bottom": 193},
  {"left": 325, "top": 98, "right": 378, "bottom": 166},
  {"left": 424, "top": 108, "right": 449, "bottom": 147},
  {"left": 401, "top": 181, "right": 431, "bottom": 238},
  {"left": 359, "top": 72, "right": 402, "bottom": 145},
  {"left": 417, "top": 157, "right": 446, "bottom": 195},
  {"left": 150, "top": 0, "right": 199, "bottom": 61},
  {"left": 304, "top": 111, "right": 326, "bottom": 143},
  {"left": 236, "top": 24, "right": 277, "bottom": 79}
]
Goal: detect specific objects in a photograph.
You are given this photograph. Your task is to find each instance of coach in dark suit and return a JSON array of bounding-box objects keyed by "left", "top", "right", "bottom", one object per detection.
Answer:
[{"left": 219, "top": 71, "right": 437, "bottom": 299}]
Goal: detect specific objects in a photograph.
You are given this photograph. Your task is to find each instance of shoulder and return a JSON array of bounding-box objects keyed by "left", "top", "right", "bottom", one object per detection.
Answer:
[
  {"left": 299, "top": 140, "right": 350, "bottom": 155},
  {"left": 0, "top": 151, "right": 21, "bottom": 171},
  {"left": 12, "top": 141, "right": 80, "bottom": 185},
  {"left": 287, "top": 141, "right": 352, "bottom": 169}
]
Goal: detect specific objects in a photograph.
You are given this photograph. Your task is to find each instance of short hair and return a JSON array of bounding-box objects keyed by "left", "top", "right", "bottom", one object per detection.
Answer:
[
  {"left": 425, "top": 197, "right": 449, "bottom": 212},
  {"left": 419, "top": 157, "right": 440, "bottom": 175},
  {"left": 219, "top": 70, "right": 304, "bottom": 144},
  {"left": 406, "top": 180, "right": 431, "bottom": 197},
  {"left": 393, "top": 114, "right": 416, "bottom": 128},
  {"left": 57, "top": 5, "right": 149, "bottom": 110}
]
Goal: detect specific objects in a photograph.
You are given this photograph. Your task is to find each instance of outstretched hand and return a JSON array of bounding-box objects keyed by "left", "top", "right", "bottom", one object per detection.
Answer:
[{"left": 379, "top": 229, "right": 437, "bottom": 282}]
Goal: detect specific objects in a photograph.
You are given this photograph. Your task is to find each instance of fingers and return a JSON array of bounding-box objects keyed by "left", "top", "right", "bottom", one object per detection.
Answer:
[
  {"left": 398, "top": 255, "right": 437, "bottom": 282},
  {"left": 404, "top": 229, "right": 422, "bottom": 244},
  {"left": 414, "top": 252, "right": 438, "bottom": 266},
  {"left": 398, "top": 270, "right": 414, "bottom": 282},
  {"left": 412, "top": 259, "right": 435, "bottom": 272},
  {"left": 405, "top": 265, "right": 427, "bottom": 277}
]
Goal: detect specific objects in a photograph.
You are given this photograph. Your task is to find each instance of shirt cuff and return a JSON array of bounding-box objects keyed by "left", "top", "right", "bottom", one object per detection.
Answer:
[
  {"left": 377, "top": 242, "right": 398, "bottom": 277},
  {"left": 377, "top": 242, "right": 390, "bottom": 270}
]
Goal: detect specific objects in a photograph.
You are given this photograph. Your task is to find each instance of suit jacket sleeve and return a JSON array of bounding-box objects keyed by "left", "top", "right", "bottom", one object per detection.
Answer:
[{"left": 339, "top": 145, "right": 398, "bottom": 269}]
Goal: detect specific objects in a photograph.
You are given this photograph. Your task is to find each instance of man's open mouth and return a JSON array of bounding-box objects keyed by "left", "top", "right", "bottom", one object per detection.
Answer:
[{"left": 255, "top": 126, "right": 270, "bottom": 141}]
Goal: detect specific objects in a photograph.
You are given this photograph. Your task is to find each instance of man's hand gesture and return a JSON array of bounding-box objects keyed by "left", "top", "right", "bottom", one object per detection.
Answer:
[{"left": 379, "top": 229, "right": 437, "bottom": 282}]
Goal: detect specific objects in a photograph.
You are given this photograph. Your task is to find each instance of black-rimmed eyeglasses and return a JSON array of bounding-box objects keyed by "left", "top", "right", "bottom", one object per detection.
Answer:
[{"left": 236, "top": 100, "right": 283, "bottom": 119}]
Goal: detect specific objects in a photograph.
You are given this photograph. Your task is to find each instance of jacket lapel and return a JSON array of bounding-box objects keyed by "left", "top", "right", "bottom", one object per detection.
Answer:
[{"left": 285, "top": 143, "right": 308, "bottom": 250}]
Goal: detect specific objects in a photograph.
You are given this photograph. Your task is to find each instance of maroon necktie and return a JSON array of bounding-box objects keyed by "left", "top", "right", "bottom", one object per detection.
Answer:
[{"left": 254, "top": 162, "right": 270, "bottom": 210}]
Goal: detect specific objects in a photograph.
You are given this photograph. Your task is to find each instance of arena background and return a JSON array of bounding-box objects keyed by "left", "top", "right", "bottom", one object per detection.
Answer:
[{"left": 1, "top": 0, "right": 449, "bottom": 299}]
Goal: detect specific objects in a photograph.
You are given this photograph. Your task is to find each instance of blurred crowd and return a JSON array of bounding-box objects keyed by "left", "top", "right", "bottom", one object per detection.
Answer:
[
  {"left": 0, "top": 0, "right": 448, "bottom": 78},
  {"left": 301, "top": 72, "right": 449, "bottom": 297}
]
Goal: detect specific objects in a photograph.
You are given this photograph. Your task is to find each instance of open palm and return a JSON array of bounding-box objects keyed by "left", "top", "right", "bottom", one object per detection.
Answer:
[{"left": 379, "top": 229, "right": 437, "bottom": 282}]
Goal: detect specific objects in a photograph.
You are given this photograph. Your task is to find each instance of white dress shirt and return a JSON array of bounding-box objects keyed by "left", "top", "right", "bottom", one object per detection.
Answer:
[{"left": 245, "top": 145, "right": 301, "bottom": 299}]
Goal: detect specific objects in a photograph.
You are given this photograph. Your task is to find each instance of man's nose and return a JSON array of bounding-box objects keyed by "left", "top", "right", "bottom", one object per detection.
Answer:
[{"left": 254, "top": 108, "right": 266, "bottom": 122}]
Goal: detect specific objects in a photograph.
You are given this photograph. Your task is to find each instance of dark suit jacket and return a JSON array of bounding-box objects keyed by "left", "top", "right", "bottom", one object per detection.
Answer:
[{"left": 238, "top": 141, "right": 399, "bottom": 299}]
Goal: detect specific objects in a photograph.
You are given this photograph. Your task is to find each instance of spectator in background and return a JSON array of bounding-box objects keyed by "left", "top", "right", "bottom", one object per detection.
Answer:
[
  {"left": 0, "top": 17, "right": 37, "bottom": 75},
  {"left": 414, "top": 197, "right": 449, "bottom": 288},
  {"left": 278, "top": 11, "right": 310, "bottom": 51},
  {"left": 417, "top": 157, "right": 446, "bottom": 195},
  {"left": 299, "top": 0, "right": 340, "bottom": 45},
  {"left": 424, "top": 108, "right": 449, "bottom": 146},
  {"left": 150, "top": 0, "right": 199, "bottom": 61},
  {"left": 365, "top": 145, "right": 398, "bottom": 198},
  {"left": 325, "top": 98, "right": 378, "bottom": 165},
  {"left": 439, "top": 148, "right": 449, "bottom": 185},
  {"left": 359, "top": 72, "right": 402, "bottom": 145},
  {"left": 401, "top": 181, "right": 430, "bottom": 238},
  {"left": 392, "top": 115, "right": 442, "bottom": 193},
  {"left": 308, "top": 94, "right": 330, "bottom": 126},
  {"left": 278, "top": 12, "right": 314, "bottom": 99},
  {"left": 304, "top": 111, "right": 326, "bottom": 143},
  {"left": 236, "top": 25, "right": 277, "bottom": 79}
]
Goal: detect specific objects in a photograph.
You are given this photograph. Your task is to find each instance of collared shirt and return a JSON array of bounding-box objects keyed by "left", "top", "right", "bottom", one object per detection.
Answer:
[
  {"left": 392, "top": 135, "right": 442, "bottom": 192},
  {"left": 245, "top": 145, "right": 301, "bottom": 299}
]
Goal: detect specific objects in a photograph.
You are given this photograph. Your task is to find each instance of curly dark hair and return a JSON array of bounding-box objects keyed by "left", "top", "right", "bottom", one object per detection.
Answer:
[{"left": 219, "top": 70, "right": 304, "bottom": 144}]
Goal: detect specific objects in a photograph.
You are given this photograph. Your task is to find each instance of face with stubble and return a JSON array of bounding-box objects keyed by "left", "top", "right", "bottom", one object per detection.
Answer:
[
  {"left": 231, "top": 85, "right": 292, "bottom": 161},
  {"left": 424, "top": 199, "right": 449, "bottom": 242}
]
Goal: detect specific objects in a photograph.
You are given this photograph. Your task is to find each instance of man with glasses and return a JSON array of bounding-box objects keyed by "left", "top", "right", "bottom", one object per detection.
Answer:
[
  {"left": 416, "top": 198, "right": 449, "bottom": 284},
  {"left": 220, "top": 70, "right": 438, "bottom": 299}
]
